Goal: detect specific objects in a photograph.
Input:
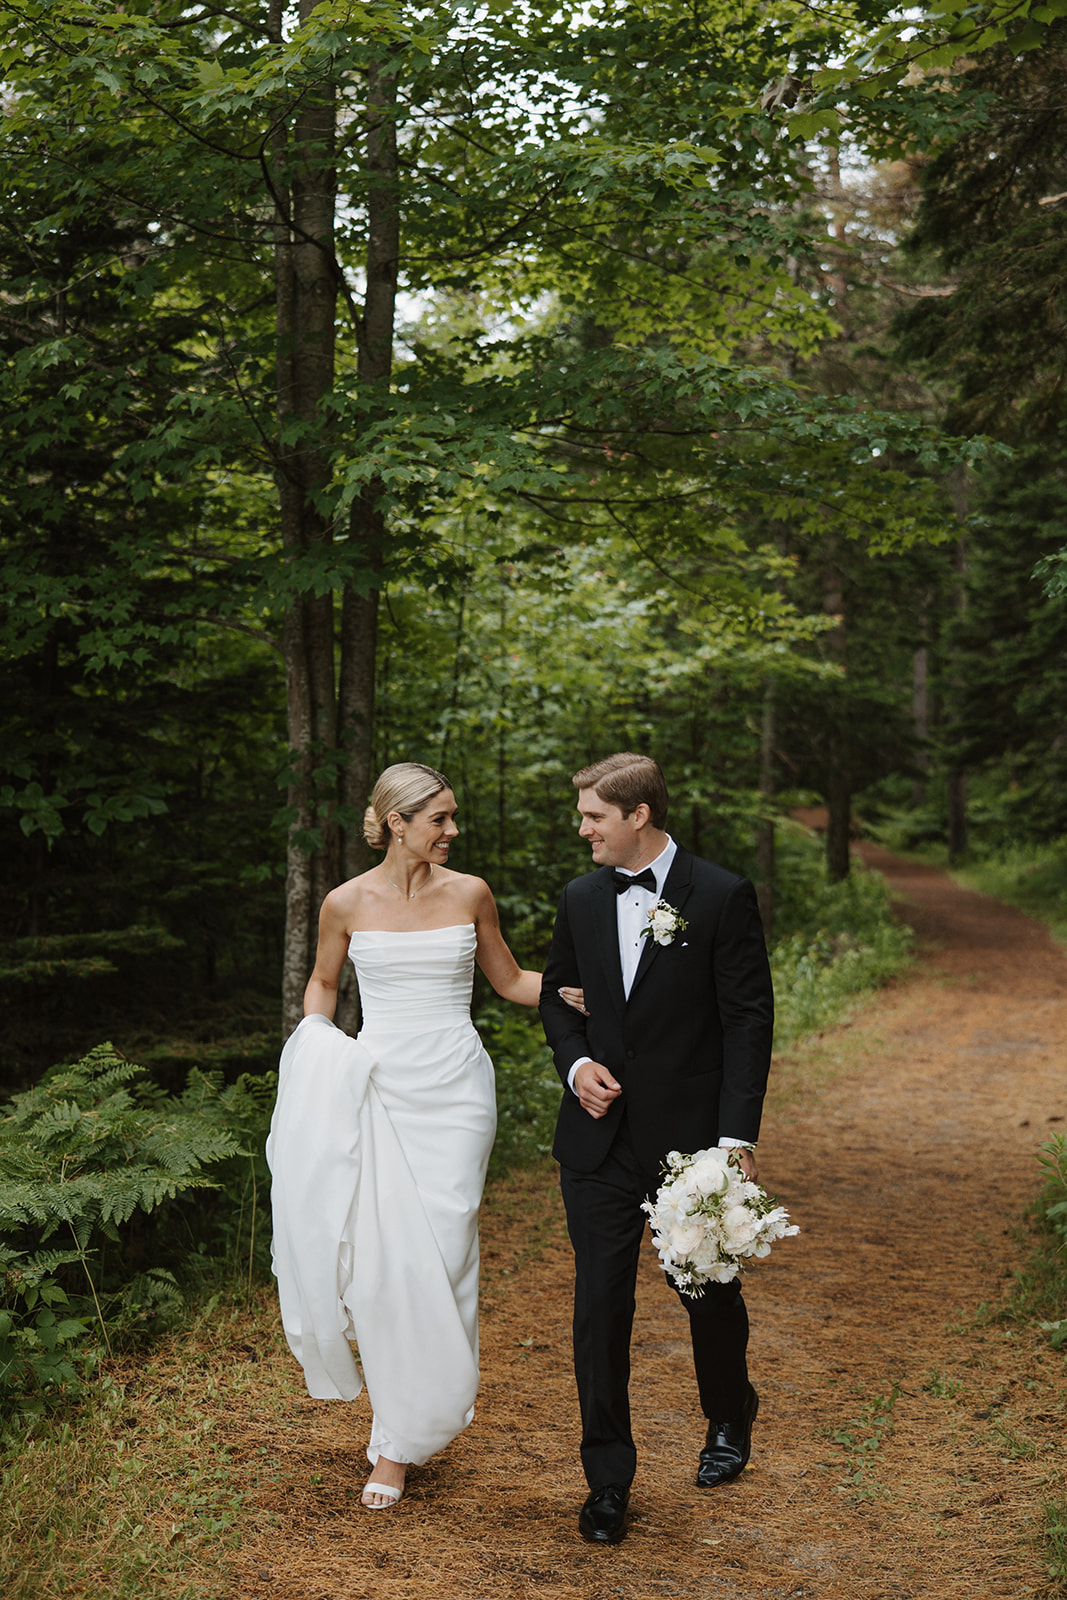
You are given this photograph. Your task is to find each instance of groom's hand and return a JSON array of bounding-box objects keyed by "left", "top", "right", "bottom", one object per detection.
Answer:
[{"left": 573, "top": 1061, "right": 622, "bottom": 1118}]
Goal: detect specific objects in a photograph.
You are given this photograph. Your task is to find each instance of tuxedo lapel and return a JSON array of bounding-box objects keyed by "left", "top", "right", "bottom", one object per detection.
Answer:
[
  {"left": 590, "top": 871, "right": 627, "bottom": 1014},
  {"left": 626, "top": 847, "right": 696, "bottom": 1002}
]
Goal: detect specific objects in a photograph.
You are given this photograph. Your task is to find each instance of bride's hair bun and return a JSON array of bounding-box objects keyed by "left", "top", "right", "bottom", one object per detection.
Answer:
[
  {"left": 362, "top": 804, "right": 387, "bottom": 851},
  {"left": 364, "top": 762, "right": 452, "bottom": 852}
]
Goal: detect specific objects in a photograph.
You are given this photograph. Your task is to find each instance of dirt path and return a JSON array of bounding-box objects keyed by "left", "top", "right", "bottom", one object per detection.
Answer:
[{"left": 233, "top": 851, "right": 1067, "bottom": 1600}]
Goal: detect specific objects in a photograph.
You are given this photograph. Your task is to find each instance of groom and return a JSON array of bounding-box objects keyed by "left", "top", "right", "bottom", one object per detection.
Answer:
[{"left": 539, "top": 753, "right": 774, "bottom": 1545}]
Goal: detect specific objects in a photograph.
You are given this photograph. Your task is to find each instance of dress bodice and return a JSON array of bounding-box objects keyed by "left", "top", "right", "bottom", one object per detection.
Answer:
[{"left": 348, "top": 923, "right": 476, "bottom": 1032}]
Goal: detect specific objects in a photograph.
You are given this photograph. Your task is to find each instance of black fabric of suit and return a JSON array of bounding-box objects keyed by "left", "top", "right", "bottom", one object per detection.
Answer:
[{"left": 539, "top": 846, "right": 774, "bottom": 1490}]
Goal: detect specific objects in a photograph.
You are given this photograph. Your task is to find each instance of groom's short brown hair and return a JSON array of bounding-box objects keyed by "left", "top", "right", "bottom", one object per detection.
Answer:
[{"left": 572, "top": 753, "right": 669, "bottom": 830}]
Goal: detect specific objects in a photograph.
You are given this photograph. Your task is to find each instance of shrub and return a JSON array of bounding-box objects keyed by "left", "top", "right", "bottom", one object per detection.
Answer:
[
  {"left": 477, "top": 1003, "right": 561, "bottom": 1179},
  {"left": 770, "top": 828, "right": 913, "bottom": 1044},
  {"left": 0, "top": 1044, "right": 274, "bottom": 1419}
]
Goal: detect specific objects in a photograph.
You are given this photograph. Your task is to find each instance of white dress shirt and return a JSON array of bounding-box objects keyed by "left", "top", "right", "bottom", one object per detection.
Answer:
[{"left": 565, "top": 836, "right": 750, "bottom": 1149}]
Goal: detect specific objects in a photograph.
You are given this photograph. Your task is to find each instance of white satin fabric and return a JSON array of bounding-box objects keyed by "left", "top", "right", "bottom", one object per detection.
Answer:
[{"left": 266, "top": 923, "right": 496, "bottom": 1466}]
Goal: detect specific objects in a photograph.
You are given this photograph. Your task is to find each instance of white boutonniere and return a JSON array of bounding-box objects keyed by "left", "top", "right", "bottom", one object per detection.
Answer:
[{"left": 640, "top": 900, "right": 689, "bottom": 947}]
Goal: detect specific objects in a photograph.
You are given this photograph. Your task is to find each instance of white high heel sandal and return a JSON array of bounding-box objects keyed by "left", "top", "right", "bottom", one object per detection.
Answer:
[{"left": 361, "top": 1481, "right": 404, "bottom": 1509}]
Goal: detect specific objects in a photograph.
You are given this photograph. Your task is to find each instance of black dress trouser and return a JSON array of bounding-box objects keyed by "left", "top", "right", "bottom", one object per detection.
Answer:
[{"left": 559, "top": 1116, "right": 750, "bottom": 1490}]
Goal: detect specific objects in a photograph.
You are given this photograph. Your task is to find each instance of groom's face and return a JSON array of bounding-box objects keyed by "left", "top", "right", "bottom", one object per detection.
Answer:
[{"left": 576, "top": 788, "right": 647, "bottom": 870}]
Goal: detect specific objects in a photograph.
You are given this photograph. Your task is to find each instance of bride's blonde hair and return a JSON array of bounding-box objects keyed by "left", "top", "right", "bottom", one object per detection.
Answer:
[{"left": 363, "top": 762, "right": 452, "bottom": 852}]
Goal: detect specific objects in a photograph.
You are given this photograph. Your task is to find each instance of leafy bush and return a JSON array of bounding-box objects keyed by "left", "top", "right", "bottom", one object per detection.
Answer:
[
  {"left": 1040, "top": 1135, "right": 1067, "bottom": 1247},
  {"left": 477, "top": 1003, "right": 562, "bottom": 1179},
  {"left": 770, "top": 827, "right": 913, "bottom": 1044},
  {"left": 0, "top": 1044, "right": 274, "bottom": 1418},
  {"left": 952, "top": 838, "right": 1067, "bottom": 945},
  {"left": 1030, "top": 1134, "right": 1067, "bottom": 1359}
]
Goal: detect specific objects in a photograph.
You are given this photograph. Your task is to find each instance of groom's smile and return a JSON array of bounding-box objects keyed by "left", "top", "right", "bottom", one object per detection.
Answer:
[{"left": 576, "top": 787, "right": 653, "bottom": 873}]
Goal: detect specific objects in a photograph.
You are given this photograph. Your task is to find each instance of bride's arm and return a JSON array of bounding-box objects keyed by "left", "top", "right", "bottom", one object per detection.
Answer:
[
  {"left": 471, "top": 881, "right": 542, "bottom": 1007},
  {"left": 303, "top": 889, "right": 352, "bottom": 1020}
]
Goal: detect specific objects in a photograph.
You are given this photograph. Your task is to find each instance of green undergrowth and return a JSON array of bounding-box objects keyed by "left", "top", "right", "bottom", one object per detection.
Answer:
[
  {"left": 865, "top": 805, "right": 1067, "bottom": 947},
  {"left": 769, "top": 827, "right": 913, "bottom": 1047},
  {"left": 948, "top": 838, "right": 1067, "bottom": 946},
  {"left": 0, "top": 1290, "right": 287, "bottom": 1600},
  {"left": 478, "top": 1003, "right": 563, "bottom": 1181},
  {"left": 0, "top": 1045, "right": 274, "bottom": 1425},
  {"left": 1000, "top": 1135, "right": 1067, "bottom": 1354},
  {"left": 996, "top": 1136, "right": 1067, "bottom": 1593}
]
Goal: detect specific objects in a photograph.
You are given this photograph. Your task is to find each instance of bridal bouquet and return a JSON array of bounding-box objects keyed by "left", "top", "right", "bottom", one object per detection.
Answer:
[{"left": 642, "top": 1148, "right": 799, "bottom": 1296}]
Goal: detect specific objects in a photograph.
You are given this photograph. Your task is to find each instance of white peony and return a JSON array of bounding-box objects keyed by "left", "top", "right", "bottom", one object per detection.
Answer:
[
  {"left": 688, "top": 1150, "right": 730, "bottom": 1198},
  {"left": 720, "top": 1203, "right": 762, "bottom": 1254},
  {"left": 689, "top": 1231, "right": 725, "bottom": 1272},
  {"left": 667, "top": 1218, "right": 705, "bottom": 1257}
]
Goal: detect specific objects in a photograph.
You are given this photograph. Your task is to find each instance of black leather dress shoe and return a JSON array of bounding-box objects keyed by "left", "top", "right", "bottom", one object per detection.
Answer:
[
  {"left": 696, "top": 1383, "right": 759, "bottom": 1487},
  {"left": 578, "top": 1483, "right": 630, "bottom": 1544}
]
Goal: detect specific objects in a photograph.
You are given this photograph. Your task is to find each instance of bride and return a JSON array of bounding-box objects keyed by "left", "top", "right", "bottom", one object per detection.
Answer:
[{"left": 267, "top": 762, "right": 571, "bottom": 1510}]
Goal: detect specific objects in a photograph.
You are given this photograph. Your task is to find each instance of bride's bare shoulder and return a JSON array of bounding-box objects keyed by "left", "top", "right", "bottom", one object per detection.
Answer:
[
  {"left": 322, "top": 870, "right": 386, "bottom": 921},
  {"left": 440, "top": 870, "right": 495, "bottom": 912}
]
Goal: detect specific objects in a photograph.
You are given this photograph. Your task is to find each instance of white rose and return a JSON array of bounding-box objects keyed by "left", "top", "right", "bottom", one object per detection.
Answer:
[
  {"left": 689, "top": 1151, "right": 729, "bottom": 1198},
  {"left": 721, "top": 1203, "right": 761, "bottom": 1254},
  {"left": 668, "top": 1218, "right": 705, "bottom": 1257},
  {"left": 689, "top": 1233, "right": 723, "bottom": 1272}
]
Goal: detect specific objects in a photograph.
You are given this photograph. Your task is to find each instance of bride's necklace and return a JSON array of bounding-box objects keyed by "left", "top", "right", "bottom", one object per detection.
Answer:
[{"left": 387, "top": 864, "right": 434, "bottom": 900}]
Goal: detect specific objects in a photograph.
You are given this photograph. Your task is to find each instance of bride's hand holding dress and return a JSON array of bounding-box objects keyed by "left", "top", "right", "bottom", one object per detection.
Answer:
[{"left": 266, "top": 768, "right": 544, "bottom": 1511}]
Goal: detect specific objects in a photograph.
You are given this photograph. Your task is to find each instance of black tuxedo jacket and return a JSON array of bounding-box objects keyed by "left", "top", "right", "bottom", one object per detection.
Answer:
[{"left": 539, "top": 846, "right": 774, "bottom": 1176}]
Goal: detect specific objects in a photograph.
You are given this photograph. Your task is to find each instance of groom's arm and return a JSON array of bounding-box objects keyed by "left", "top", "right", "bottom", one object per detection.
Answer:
[
  {"left": 540, "top": 889, "right": 623, "bottom": 1118},
  {"left": 713, "top": 877, "right": 775, "bottom": 1145},
  {"left": 539, "top": 886, "right": 594, "bottom": 1089}
]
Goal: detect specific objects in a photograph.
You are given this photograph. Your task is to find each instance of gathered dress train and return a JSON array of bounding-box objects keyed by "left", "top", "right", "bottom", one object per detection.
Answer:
[{"left": 266, "top": 923, "right": 496, "bottom": 1466}]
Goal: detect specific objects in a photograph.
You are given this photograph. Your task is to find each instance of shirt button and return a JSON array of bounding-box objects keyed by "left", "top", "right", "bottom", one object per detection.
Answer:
[{"left": 625, "top": 1049, "right": 636, "bottom": 1059}]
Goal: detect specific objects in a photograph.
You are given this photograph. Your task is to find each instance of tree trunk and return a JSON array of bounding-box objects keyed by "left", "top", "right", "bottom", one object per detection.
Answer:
[
  {"left": 276, "top": 0, "right": 340, "bottom": 1036},
  {"left": 946, "top": 479, "right": 969, "bottom": 864},
  {"left": 911, "top": 638, "right": 929, "bottom": 808},
  {"left": 756, "top": 523, "right": 787, "bottom": 938},
  {"left": 339, "top": 60, "right": 397, "bottom": 874},
  {"left": 947, "top": 767, "right": 968, "bottom": 862},
  {"left": 333, "top": 62, "right": 399, "bottom": 1031},
  {"left": 823, "top": 559, "right": 851, "bottom": 882},
  {"left": 825, "top": 767, "right": 852, "bottom": 882},
  {"left": 755, "top": 681, "right": 776, "bottom": 942}
]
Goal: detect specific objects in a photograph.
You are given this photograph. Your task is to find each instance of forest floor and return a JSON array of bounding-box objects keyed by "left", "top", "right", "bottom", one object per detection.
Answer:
[{"left": 108, "top": 848, "right": 1067, "bottom": 1599}]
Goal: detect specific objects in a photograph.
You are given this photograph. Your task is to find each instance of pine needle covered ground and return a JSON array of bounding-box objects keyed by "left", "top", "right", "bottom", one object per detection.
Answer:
[{"left": 3, "top": 849, "right": 1066, "bottom": 1599}]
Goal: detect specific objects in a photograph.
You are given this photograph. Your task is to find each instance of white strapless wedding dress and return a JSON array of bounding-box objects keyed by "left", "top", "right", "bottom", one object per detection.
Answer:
[{"left": 265, "top": 924, "right": 496, "bottom": 1466}]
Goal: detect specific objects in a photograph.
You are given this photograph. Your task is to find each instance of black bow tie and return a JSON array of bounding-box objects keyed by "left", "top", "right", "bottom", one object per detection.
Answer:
[{"left": 613, "top": 867, "right": 657, "bottom": 895}]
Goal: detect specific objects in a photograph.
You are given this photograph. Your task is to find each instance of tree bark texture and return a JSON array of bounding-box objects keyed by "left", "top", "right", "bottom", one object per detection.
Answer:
[
  {"left": 822, "top": 559, "right": 851, "bottom": 882},
  {"left": 911, "top": 638, "right": 929, "bottom": 809},
  {"left": 946, "top": 479, "right": 970, "bottom": 864},
  {"left": 338, "top": 60, "right": 398, "bottom": 884},
  {"left": 755, "top": 681, "right": 776, "bottom": 942},
  {"left": 277, "top": 55, "right": 398, "bottom": 1037},
  {"left": 756, "top": 523, "right": 787, "bottom": 938},
  {"left": 277, "top": 5, "right": 341, "bottom": 1036}
]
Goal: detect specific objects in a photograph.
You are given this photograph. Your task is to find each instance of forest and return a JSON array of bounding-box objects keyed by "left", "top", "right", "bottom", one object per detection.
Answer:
[
  {"left": 3, "top": 0, "right": 1066, "bottom": 1090},
  {"left": 1, "top": 2, "right": 1067, "bottom": 1586}
]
